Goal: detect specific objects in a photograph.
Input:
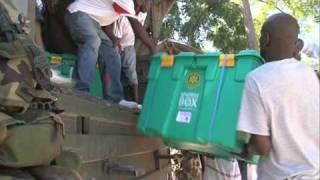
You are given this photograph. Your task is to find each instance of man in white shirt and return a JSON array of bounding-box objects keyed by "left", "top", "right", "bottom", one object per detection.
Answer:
[
  {"left": 237, "top": 13, "right": 319, "bottom": 179},
  {"left": 113, "top": 1, "right": 147, "bottom": 103},
  {"left": 64, "top": 0, "right": 156, "bottom": 108}
]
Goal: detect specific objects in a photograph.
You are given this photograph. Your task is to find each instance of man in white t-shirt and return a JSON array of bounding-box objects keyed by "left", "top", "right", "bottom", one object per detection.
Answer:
[
  {"left": 237, "top": 13, "right": 319, "bottom": 179},
  {"left": 113, "top": 1, "right": 147, "bottom": 104},
  {"left": 64, "top": 0, "right": 156, "bottom": 108}
]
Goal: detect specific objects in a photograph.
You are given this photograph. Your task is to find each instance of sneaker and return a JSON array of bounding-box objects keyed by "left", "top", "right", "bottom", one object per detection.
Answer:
[
  {"left": 136, "top": 104, "right": 142, "bottom": 110},
  {"left": 118, "top": 99, "right": 139, "bottom": 109}
]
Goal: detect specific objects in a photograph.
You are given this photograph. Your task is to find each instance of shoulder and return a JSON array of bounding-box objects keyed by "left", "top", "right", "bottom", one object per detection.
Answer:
[
  {"left": 247, "top": 58, "right": 318, "bottom": 91},
  {"left": 247, "top": 58, "right": 298, "bottom": 81},
  {"left": 244, "top": 59, "right": 292, "bottom": 93}
]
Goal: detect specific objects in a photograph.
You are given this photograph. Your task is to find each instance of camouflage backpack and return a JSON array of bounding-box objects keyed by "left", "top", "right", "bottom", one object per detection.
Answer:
[{"left": 0, "top": 1, "right": 64, "bottom": 168}]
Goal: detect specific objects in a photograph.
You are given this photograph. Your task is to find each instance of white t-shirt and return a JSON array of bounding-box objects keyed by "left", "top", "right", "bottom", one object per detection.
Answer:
[
  {"left": 67, "top": 0, "right": 136, "bottom": 26},
  {"left": 237, "top": 58, "right": 320, "bottom": 180},
  {"left": 113, "top": 12, "right": 147, "bottom": 48}
]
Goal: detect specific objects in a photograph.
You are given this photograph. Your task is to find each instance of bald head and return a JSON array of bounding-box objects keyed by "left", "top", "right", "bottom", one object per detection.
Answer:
[{"left": 259, "top": 13, "right": 300, "bottom": 62}]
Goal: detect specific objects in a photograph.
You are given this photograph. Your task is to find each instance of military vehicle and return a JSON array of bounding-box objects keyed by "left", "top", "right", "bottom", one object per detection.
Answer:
[
  {"left": 38, "top": 0, "right": 203, "bottom": 179},
  {"left": 0, "top": 0, "right": 205, "bottom": 179},
  {"left": 41, "top": 1, "right": 181, "bottom": 180}
]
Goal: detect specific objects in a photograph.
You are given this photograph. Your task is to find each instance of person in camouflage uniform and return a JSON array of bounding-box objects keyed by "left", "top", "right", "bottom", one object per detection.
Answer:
[{"left": 0, "top": 1, "right": 82, "bottom": 179}]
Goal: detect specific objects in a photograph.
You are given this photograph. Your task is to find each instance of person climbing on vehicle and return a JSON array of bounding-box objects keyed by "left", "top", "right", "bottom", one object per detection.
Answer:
[
  {"left": 237, "top": 13, "right": 319, "bottom": 179},
  {"left": 113, "top": 0, "right": 148, "bottom": 104},
  {"left": 64, "top": 0, "right": 156, "bottom": 109}
]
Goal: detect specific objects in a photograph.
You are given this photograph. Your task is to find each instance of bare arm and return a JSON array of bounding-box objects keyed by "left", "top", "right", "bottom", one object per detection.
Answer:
[
  {"left": 127, "top": 17, "right": 156, "bottom": 54},
  {"left": 102, "top": 24, "right": 121, "bottom": 49},
  {"left": 244, "top": 134, "right": 272, "bottom": 156}
]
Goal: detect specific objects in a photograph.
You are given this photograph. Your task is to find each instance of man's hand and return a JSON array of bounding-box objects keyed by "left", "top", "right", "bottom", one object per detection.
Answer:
[
  {"left": 111, "top": 37, "right": 122, "bottom": 50},
  {"left": 246, "top": 134, "right": 272, "bottom": 156},
  {"left": 102, "top": 24, "right": 121, "bottom": 50},
  {"left": 149, "top": 39, "right": 157, "bottom": 54}
]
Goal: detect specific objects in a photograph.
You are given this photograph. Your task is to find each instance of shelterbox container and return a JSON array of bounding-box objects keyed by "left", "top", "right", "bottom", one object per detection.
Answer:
[
  {"left": 137, "top": 50, "right": 264, "bottom": 162},
  {"left": 46, "top": 52, "right": 103, "bottom": 98}
]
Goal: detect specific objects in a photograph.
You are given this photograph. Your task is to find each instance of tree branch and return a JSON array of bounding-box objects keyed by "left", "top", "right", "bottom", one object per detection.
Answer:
[{"left": 258, "top": 0, "right": 285, "bottom": 13}]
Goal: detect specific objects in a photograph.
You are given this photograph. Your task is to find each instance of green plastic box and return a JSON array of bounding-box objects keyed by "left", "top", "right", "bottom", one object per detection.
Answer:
[
  {"left": 137, "top": 50, "right": 264, "bottom": 162},
  {"left": 46, "top": 52, "right": 103, "bottom": 98}
]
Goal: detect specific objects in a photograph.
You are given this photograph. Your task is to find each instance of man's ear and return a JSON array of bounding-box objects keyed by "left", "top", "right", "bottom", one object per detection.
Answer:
[
  {"left": 260, "top": 32, "right": 270, "bottom": 48},
  {"left": 295, "top": 39, "right": 304, "bottom": 52}
]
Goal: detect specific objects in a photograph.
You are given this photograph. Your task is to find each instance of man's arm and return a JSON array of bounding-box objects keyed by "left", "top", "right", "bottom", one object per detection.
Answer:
[
  {"left": 127, "top": 17, "right": 156, "bottom": 54},
  {"left": 244, "top": 134, "right": 272, "bottom": 156},
  {"left": 102, "top": 24, "right": 121, "bottom": 49},
  {"left": 237, "top": 76, "right": 272, "bottom": 157}
]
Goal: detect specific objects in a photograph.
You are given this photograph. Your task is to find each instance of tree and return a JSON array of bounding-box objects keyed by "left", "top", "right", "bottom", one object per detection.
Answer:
[
  {"left": 160, "top": 0, "right": 319, "bottom": 52},
  {"left": 241, "top": 0, "right": 258, "bottom": 50},
  {"left": 252, "top": 0, "right": 320, "bottom": 39},
  {"left": 160, "top": 0, "right": 249, "bottom": 52}
]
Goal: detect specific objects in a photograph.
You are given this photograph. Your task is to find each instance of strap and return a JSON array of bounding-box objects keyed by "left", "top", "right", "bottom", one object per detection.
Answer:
[
  {"left": 208, "top": 55, "right": 227, "bottom": 140},
  {"left": 30, "top": 112, "right": 65, "bottom": 137},
  {"left": 0, "top": 111, "right": 24, "bottom": 127}
]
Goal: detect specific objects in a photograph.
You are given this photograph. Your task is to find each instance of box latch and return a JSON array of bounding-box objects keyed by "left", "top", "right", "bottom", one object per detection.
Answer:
[
  {"left": 219, "top": 54, "right": 235, "bottom": 67},
  {"left": 51, "top": 55, "right": 62, "bottom": 65},
  {"left": 161, "top": 55, "right": 175, "bottom": 68}
]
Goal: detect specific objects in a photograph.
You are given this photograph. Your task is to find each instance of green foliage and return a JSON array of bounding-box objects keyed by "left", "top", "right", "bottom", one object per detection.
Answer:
[
  {"left": 252, "top": 0, "right": 320, "bottom": 38},
  {"left": 160, "top": 0, "right": 319, "bottom": 52},
  {"left": 160, "top": 0, "right": 248, "bottom": 52}
]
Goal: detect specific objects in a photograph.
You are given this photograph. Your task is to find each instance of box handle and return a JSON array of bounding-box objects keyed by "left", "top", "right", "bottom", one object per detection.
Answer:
[
  {"left": 161, "top": 55, "right": 175, "bottom": 68},
  {"left": 219, "top": 54, "right": 235, "bottom": 67}
]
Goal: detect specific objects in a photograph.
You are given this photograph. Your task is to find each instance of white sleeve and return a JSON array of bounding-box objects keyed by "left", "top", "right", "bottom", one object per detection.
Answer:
[
  {"left": 237, "top": 75, "right": 270, "bottom": 136},
  {"left": 113, "top": 18, "right": 123, "bottom": 38},
  {"left": 137, "top": 12, "right": 147, "bottom": 25}
]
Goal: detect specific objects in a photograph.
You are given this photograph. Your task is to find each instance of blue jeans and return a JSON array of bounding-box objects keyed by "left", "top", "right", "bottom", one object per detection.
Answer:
[
  {"left": 120, "top": 46, "right": 138, "bottom": 87},
  {"left": 64, "top": 11, "right": 123, "bottom": 102}
]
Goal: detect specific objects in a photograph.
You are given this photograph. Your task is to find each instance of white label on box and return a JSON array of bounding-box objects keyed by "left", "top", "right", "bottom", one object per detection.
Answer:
[
  {"left": 178, "top": 92, "right": 199, "bottom": 109},
  {"left": 176, "top": 111, "right": 192, "bottom": 124}
]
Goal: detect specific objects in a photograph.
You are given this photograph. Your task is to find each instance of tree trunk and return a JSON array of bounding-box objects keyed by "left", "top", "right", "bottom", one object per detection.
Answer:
[
  {"left": 136, "top": 0, "right": 176, "bottom": 57},
  {"left": 241, "top": 0, "right": 258, "bottom": 50}
]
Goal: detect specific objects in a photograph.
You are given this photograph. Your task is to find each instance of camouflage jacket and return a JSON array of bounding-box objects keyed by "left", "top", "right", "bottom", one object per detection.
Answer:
[{"left": 0, "top": 1, "right": 56, "bottom": 113}]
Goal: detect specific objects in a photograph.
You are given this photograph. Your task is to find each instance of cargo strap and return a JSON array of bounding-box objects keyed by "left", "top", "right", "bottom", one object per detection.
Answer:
[{"left": 208, "top": 55, "right": 230, "bottom": 140}]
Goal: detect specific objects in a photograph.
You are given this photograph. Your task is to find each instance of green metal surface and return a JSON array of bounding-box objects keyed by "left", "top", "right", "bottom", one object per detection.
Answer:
[
  {"left": 138, "top": 50, "right": 264, "bottom": 162},
  {"left": 55, "top": 90, "right": 171, "bottom": 179}
]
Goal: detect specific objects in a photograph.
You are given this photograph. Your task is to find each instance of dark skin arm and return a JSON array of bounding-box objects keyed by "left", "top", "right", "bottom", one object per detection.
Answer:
[
  {"left": 102, "top": 24, "right": 121, "bottom": 49},
  {"left": 127, "top": 17, "right": 156, "bottom": 54},
  {"left": 243, "top": 134, "right": 272, "bottom": 156}
]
